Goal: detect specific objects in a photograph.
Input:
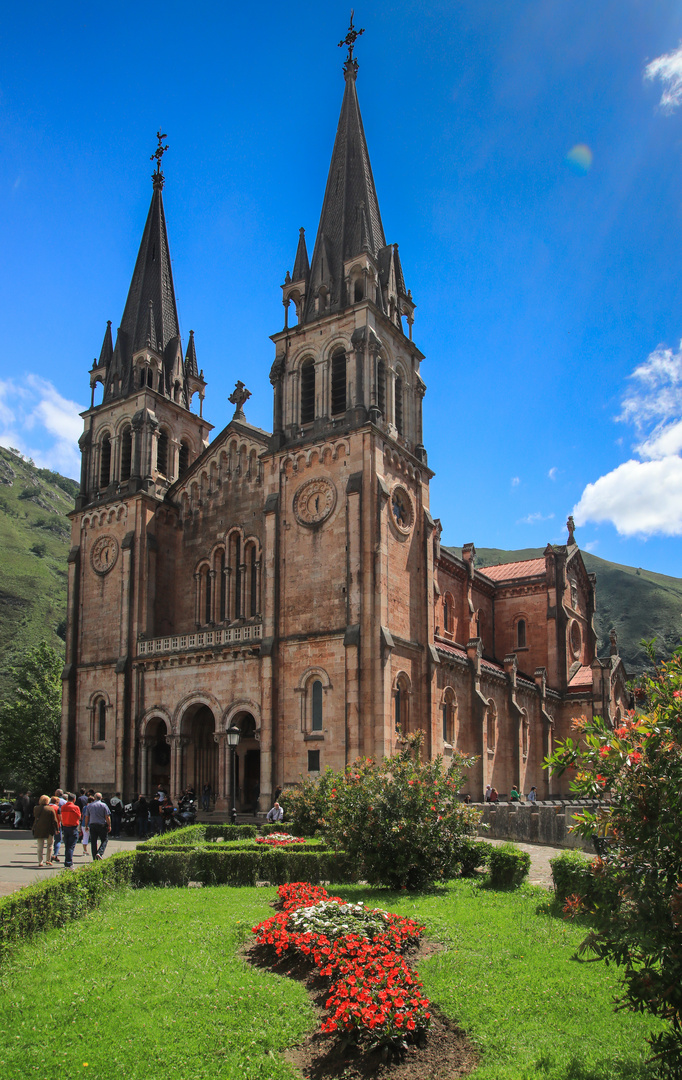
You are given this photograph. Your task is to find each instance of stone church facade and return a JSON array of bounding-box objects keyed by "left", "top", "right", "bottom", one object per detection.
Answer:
[{"left": 60, "top": 51, "right": 629, "bottom": 808}]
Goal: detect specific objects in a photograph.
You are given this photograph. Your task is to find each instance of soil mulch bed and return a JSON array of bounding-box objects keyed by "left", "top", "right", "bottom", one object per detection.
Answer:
[{"left": 244, "top": 937, "right": 478, "bottom": 1080}]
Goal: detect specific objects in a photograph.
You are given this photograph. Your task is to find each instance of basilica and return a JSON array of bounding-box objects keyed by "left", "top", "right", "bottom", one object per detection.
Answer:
[{"left": 60, "top": 39, "right": 629, "bottom": 809}]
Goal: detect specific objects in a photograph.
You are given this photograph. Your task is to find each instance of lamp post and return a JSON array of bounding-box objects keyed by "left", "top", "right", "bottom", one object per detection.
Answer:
[{"left": 226, "top": 724, "right": 240, "bottom": 824}]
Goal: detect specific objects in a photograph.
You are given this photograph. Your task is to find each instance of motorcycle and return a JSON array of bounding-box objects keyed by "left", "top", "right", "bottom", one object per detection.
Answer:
[
  {"left": 0, "top": 801, "right": 18, "bottom": 828},
  {"left": 121, "top": 803, "right": 139, "bottom": 837},
  {"left": 173, "top": 797, "right": 197, "bottom": 829}
]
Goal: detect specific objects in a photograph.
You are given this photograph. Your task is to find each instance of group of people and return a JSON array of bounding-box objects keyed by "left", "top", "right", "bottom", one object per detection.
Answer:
[
  {"left": 132, "top": 785, "right": 195, "bottom": 838},
  {"left": 32, "top": 789, "right": 112, "bottom": 868},
  {"left": 484, "top": 785, "right": 538, "bottom": 804}
]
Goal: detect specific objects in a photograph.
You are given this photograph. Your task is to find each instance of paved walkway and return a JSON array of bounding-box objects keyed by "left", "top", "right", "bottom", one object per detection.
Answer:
[
  {"left": 0, "top": 830, "right": 566, "bottom": 897},
  {"left": 0, "top": 829, "right": 138, "bottom": 897}
]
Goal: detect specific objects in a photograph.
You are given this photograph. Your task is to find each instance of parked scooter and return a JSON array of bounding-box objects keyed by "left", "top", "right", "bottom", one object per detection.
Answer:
[
  {"left": 0, "top": 801, "right": 17, "bottom": 828},
  {"left": 121, "top": 803, "right": 138, "bottom": 837},
  {"left": 173, "top": 796, "right": 197, "bottom": 829}
]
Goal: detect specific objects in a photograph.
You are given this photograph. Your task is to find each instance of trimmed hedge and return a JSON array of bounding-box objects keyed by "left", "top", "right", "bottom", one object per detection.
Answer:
[
  {"left": 0, "top": 852, "right": 135, "bottom": 960},
  {"left": 550, "top": 849, "right": 621, "bottom": 910},
  {"left": 132, "top": 848, "right": 357, "bottom": 887},
  {"left": 258, "top": 822, "right": 302, "bottom": 836},
  {"left": 458, "top": 839, "right": 494, "bottom": 877},
  {"left": 488, "top": 843, "right": 531, "bottom": 888},
  {"left": 137, "top": 823, "right": 257, "bottom": 849}
]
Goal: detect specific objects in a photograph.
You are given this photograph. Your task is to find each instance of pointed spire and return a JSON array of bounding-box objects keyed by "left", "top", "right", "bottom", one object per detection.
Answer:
[
  {"left": 109, "top": 166, "right": 181, "bottom": 396},
  {"left": 303, "top": 47, "right": 386, "bottom": 322},
  {"left": 292, "top": 227, "right": 309, "bottom": 282},
  {"left": 98, "top": 321, "right": 113, "bottom": 367},
  {"left": 184, "top": 329, "right": 198, "bottom": 377}
]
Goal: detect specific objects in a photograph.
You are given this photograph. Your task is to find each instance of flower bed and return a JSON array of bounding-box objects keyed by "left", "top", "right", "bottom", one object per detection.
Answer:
[
  {"left": 251, "top": 882, "right": 431, "bottom": 1054},
  {"left": 255, "top": 833, "right": 306, "bottom": 847}
]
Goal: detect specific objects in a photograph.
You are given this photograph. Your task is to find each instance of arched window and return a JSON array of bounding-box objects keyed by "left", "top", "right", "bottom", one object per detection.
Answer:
[
  {"left": 331, "top": 350, "right": 346, "bottom": 416},
  {"left": 204, "top": 566, "right": 212, "bottom": 625},
  {"left": 441, "top": 688, "right": 456, "bottom": 745},
  {"left": 146, "top": 368, "right": 154, "bottom": 388},
  {"left": 228, "top": 533, "right": 241, "bottom": 620},
  {"left": 395, "top": 375, "right": 404, "bottom": 435},
  {"left": 218, "top": 550, "right": 226, "bottom": 622},
  {"left": 300, "top": 359, "right": 315, "bottom": 425},
  {"left": 99, "top": 435, "right": 111, "bottom": 488},
  {"left": 311, "top": 680, "right": 323, "bottom": 731},
  {"left": 178, "top": 440, "right": 189, "bottom": 477},
  {"left": 158, "top": 370, "right": 164, "bottom": 393},
  {"left": 139, "top": 368, "right": 146, "bottom": 388},
  {"left": 120, "top": 426, "right": 132, "bottom": 482},
  {"left": 377, "top": 358, "right": 386, "bottom": 418},
  {"left": 394, "top": 674, "right": 410, "bottom": 733},
  {"left": 354, "top": 279, "right": 364, "bottom": 303},
  {"left": 486, "top": 700, "right": 497, "bottom": 753},
  {"left": 517, "top": 619, "right": 526, "bottom": 648},
  {"left": 443, "top": 593, "right": 455, "bottom": 635},
  {"left": 98, "top": 699, "right": 106, "bottom": 742},
  {"left": 249, "top": 545, "right": 258, "bottom": 616},
  {"left": 156, "top": 430, "right": 169, "bottom": 477}
]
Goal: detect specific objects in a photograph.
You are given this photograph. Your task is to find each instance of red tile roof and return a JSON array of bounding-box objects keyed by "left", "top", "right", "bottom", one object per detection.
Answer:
[
  {"left": 568, "top": 665, "right": 593, "bottom": 689},
  {"left": 480, "top": 558, "right": 546, "bottom": 582}
]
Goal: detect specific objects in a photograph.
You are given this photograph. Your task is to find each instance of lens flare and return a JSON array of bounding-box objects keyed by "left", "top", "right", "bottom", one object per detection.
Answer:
[{"left": 565, "top": 144, "right": 593, "bottom": 175}]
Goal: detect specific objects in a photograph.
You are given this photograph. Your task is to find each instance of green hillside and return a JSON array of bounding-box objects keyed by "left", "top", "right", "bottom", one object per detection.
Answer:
[
  {"left": 0, "top": 446, "right": 77, "bottom": 695},
  {"left": 445, "top": 544, "right": 682, "bottom": 675}
]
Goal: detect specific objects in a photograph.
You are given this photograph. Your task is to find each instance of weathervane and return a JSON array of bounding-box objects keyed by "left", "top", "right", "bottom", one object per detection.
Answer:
[
  {"left": 150, "top": 130, "right": 169, "bottom": 188},
  {"left": 338, "top": 10, "right": 365, "bottom": 63}
]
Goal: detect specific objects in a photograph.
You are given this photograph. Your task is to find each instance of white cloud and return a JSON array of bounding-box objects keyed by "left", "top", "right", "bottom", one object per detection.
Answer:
[
  {"left": 575, "top": 338, "right": 682, "bottom": 536},
  {"left": 511, "top": 476, "right": 520, "bottom": 487},
  {"left": 0, "top": 375, "right": 83, "bottom": 479},
  {"left": 583, "top": 541, "right": 599, "bottom": 553},
  {"left": 574, "top": 456, "right": 682, "bottom": 536},
  {"left": 645, "top": 43, "right": 682, "bottom": 112},
  {"left": 548, "top": 466, "right": 558, "bottom": 480},
  {"left": 518, "top": 511, "right": 554, "bottom": 525}
]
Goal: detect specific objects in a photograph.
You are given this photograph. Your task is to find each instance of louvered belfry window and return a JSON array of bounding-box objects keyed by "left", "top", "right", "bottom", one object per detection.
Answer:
[
  {"left": 331, "top": 351, "right": 346, "bottom": 416},
  {"left": 301, "top": 359, "right": 315, "bottom": 425}
]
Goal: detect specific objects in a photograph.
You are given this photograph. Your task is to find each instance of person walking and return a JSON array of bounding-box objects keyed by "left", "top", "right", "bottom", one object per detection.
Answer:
[
  {"left": 485, "top": 784, "right": 492, "bottom": 803},
  {"left": 84, "top": 792, "right": 111, "bottom": 860},
  {"left": 81, "top": 796, "right": 93, "bottom": 855},
  {"left": 109, "top": 792, "right": 123, "bottom": 837},
  {"left": 49, "top": 796, "right": 63, "bottom": 863},
  {"left": 60, "top": 793, "right": 81, "bottom": 869},
  {"left": 32, "top": 795, "right": 58, "bottom": 866},
  {"left": 134, "top": 795, "right": 149, "bottom": 838},
  {"left": 202, "top": 784, "right": 211, "bottom": 812},
  {"left": 527, "top": 786, "right": 538, "bottom": 804}
]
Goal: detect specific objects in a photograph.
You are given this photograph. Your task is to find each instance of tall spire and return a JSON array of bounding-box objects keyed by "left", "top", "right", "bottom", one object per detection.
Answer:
[
  {"left": 105, "top": 134, "right": 181, "bottom": 398},
  {"left": 303, "top": 26, "right": 385, "bottom": 322},
  {"left": 292, "top": 227, "right": 310, "bottom": 282}
]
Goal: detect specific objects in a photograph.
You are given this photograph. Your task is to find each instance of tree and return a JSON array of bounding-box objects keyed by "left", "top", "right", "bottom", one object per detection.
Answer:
[
  {"left": 287, "top": 731, "right": 479, "bottom": 890},
  {"left": 546, "top": 641, "right": 682, "bottom": 1074},
  {"left": 0, "top": 641, "right": 62, "bottom": 796}
]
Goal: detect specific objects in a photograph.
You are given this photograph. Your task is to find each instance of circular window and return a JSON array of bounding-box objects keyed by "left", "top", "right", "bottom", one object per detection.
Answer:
[
  {"left": 390, "top": 485, "right": 413, "bottom": 534},
  {"left": 569, "top": 620, "right": 582, "bottom": 659}
]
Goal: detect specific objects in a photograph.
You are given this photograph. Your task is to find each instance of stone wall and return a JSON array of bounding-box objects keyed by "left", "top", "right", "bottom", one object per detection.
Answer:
[{"left": 476, "top": 800, "right": 600, "bottom": 853}]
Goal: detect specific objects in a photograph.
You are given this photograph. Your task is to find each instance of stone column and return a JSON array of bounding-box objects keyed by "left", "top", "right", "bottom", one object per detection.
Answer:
[
  {"left": 139, "top": 736, "right": 152, "bottom": 796},
  {"left": 214, "top": 732, "right": 229, "bottom": 811}
]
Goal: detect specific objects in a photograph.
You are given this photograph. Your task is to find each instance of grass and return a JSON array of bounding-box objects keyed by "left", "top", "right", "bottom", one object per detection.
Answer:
[{"left": 0, "top": 879, "right": 663, "bottom": 1080}]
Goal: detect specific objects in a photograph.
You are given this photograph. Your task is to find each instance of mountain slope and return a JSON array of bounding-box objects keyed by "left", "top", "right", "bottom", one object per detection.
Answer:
[
  {"left": 444, "top": 545, "right": 682, "bottom": 674},
  {"left": 0, "top": 446, "right": 77, "bottom": 694}
]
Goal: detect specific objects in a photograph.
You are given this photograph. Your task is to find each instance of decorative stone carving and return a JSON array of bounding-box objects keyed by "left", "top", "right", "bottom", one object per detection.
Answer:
[{"left": 90, "top": 534, "right": 119, "bottom": 575}]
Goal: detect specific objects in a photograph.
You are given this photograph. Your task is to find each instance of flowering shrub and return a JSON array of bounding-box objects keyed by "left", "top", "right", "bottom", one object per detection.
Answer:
[
  {"left": 547, "top": 641, "right": 682, "bottom": 1073},
  {"left": 252, "top": 883, "right": 430, "bottom": 1054},
  {"left": 255, "top": 833, "right": 306, "bottom": 846},
  {"left": 286, "top": 731, "right": 479, "bottom": 889}
]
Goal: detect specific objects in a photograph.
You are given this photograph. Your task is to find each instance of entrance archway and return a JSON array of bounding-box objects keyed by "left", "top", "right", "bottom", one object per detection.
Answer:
[
  {"left": 180, "top": 704, "right": 218, "bottom": 803},
  {"left": 233, "top": 712, "right": 260, "bottom": 813}
]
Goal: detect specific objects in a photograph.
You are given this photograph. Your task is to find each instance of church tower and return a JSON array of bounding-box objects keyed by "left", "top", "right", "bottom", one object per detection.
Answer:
[
  {"left": 268, "top": 20, "right": 438, "bottom": 781},
  {"left": 77, "top": 137, "right": 210, "bottom": 509}
]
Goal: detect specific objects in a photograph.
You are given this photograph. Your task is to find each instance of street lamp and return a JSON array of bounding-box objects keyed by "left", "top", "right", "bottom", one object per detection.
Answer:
[{"left": 226, "top": 724, "right": 241, "bottom": 824}]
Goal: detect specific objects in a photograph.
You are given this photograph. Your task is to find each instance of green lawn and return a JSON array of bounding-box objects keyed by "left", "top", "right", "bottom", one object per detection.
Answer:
[{"left": 0, "top": 881, "right": 661, "bottom": 1080}]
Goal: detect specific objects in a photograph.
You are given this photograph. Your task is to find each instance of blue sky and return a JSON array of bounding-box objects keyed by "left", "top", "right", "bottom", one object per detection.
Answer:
[{"left": 2, "top": 1, "right": 682, "bottom": 576}]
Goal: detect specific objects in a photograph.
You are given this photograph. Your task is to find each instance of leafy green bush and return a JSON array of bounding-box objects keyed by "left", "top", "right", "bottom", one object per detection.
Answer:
[
  {"left": 284, "top": 769, "right": 338, "bottom": 836},
  {"left": 458, "top": 838, "right": 494, "bottom": 877},
  {"left": 0, "top": 853, "right": 135, "bottom": 960},
  {"left": 547, "top": 640, "right": 682, "bottom": 1072},
  {"left": 0, "top": 641, "right": 62, "bottom": 794},
  {"left": 288, "top": 731, "right": 479, "bottom": 890},
  {"left": 488, "top": 843, "right": 531, "bottom": 888},
  {"left": 550, "top": 850, "right": 597, "bottom": 903}
]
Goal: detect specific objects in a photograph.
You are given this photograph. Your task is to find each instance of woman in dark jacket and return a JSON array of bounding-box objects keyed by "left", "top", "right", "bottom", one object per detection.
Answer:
[{"left": 33, "top": 795, "right": 58, "bottom": 866}]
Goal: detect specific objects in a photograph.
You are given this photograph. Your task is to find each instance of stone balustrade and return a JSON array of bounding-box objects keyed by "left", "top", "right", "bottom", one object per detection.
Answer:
[{"left": 137, "top": 622, "right": 263, "bottom": 657}]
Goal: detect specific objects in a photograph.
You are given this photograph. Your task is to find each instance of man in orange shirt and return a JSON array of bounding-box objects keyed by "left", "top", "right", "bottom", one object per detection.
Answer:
[{"left": 60, "top": 793, "right": 82, "bottom": 869}]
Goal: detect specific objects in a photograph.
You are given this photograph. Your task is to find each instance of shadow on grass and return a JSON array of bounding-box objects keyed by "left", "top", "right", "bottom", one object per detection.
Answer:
[{"left": 534, "top": 1050, "right": 654, "bottom": 1080}]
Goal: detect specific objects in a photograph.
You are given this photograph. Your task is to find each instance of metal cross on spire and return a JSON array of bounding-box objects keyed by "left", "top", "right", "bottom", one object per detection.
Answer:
[
  {"left": 150, "top": 131, "right": 169, "bottom": 188},
  {"left": 338, "top": 10, "right": 365, "bottom": 63}
]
